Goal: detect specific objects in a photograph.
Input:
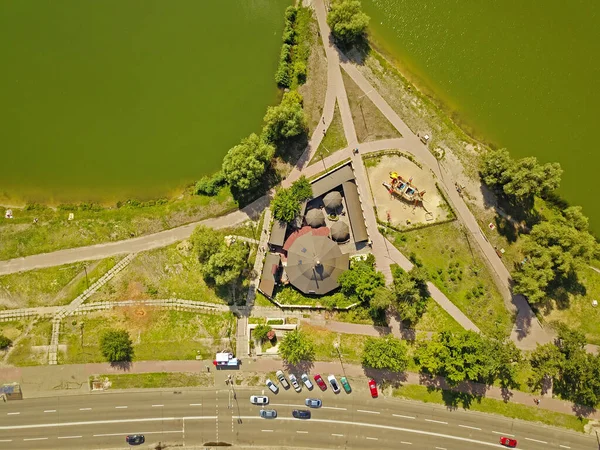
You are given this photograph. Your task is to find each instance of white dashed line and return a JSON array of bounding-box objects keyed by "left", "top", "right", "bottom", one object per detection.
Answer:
[
  {"left": 261, "top": 429, "right": 273, "bottom": 432},
  {"left": 44, "top": 410, "right": 56, "bottom": 413},
  {"left": 152, "top": 404, "right": 164, "bottom": 407},
  {"left": 58, "top": 436, "right": 82, "bottom": 439},
  {"left": 6, "top": 412, "right": 20, "bottom": 415},
  {"left": 332, "top": 433, "right": 344, "bottom": 437},
  {"left": 322, "top": 406, "right": 347, "bottom": 410},
  {"left": 297, "top": 430, "right": 308, "bottom": 434},
  {"left": 23, "top": 438, "right": 48, "bottom": 441},
  {"left": 492, "top": 431, "right": 514, "bottom": 437},
  {"left": 79, "top": 408, "right": 92, "bottom": 411},
  {"left": 559, "top": 446, "right": 571, "bottom": 449},
  {"left": 401, "top": 442, "right": 412, "bottom": 445},
  {"left": 458, "top": 425, "right": 481, "bottom": 431},
  {"left": 189, "top": 403, "right": 202, "bottom": 406},
  {"left": 525, "top": 438, "right": 547, "bottom": 444},
  {"left": 0, "top": 440, "right": 13, "bottom": 442},
  {"left": 93, "top": 431, "right": 182, "bottom": 437},
  {"left": 115, "top": 406, "right": 128, "bottom": 409},
  {"left": 357, "top": 409, "right": 380, "bottom": 414},
  {"left": 392, "top": 414, "right": 415, "bottom": 419},
  {"left": 425, "top": 419, "right": 447, "bottom": 425},
  {"left": 366, "top": 437, "right": 378, "bottom": 441},
  {"left": 435, "top": 447, "right": 447, "bottom": 450}
]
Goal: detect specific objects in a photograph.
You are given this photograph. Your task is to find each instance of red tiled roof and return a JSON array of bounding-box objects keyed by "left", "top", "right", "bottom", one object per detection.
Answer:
[{"left": 283, "top": 226, "right": 330, "bottom": 251}]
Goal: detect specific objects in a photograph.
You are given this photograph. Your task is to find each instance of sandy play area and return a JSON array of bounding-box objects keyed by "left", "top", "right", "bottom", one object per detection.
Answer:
[{"left": 366, "top": 154, "right": 451, "bottom": 228}]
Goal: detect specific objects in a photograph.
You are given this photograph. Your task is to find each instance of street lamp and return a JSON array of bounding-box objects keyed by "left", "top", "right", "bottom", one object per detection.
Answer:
[{"left": 333, "top": 342, "right": 345, "bottom": 375}]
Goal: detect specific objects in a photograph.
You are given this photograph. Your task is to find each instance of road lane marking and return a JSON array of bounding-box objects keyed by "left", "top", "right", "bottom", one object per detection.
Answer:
[
  {"left": 0, "top": 440, "right": 13, "bottom": 442},
  {"left": 435, "top": 447, "right": 447, "bottom": 450},
  {"left": 322, "top": 406, "right": 347, "bottom": 410},
  {"left": 393, "top": 414, "right": 415, "bottom": 419},
  {"left": 297, "top": 430, "right": 308, "bottom": 434},
  {"left": 58, "top": 436, "right": 82, "bottom": 439},
  {"left": 366, "top": 437, "right": 378, "bottom": 440},
  {"left": 492, "top": 431, "right": 514, "bottom": 437},
  {"left": 0, "top": 416, "right": 217, "bottom": 431},
  {"left": 559, "top": 446, "right": 571, "bottom": 449},
  {"left": 458, "top": 425, "right": 481, "bottom": 431},
  {"left": 93, "top": 431, "right": 182, "bottom": 437},
  {"left": 79, "top": 408, "right": 92, "bottom": 411},
  {"left": 23, "top": 438, "right": 48, "bottom": 441},
  {"left": 189, "top": 403, "right": 202, "bottom": 406},
  {"left": 261, "top": 429, "right": 273, "bottom": 432},
  {"left": 115, "top": 406, "right": 128, "bottom": 409},
  {"left": 357, "top": 409, "right": 380, "bottom": 414},
  {"left": 6, "top": 412, "right": 20, "bottom": 415},
  {"left": 425, "top": 419, "right": 448, "bottom": 425},
  {"left": 401, "top": 442, "right": 412, "bottom": 445},
  {"left": 152, "top": 404, "right": 164, "bottom": 407},
  {"left": 332, "top": 433, "right": 344, "bottom": 437},
  {"left": 525, "top": 438, "right": 547, "bottom": 444},
  {"left": 44, "top": 410, "right": 56, "bottom": 413}
]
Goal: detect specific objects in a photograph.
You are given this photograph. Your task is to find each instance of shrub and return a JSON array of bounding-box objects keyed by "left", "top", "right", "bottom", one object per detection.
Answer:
[
  {"left": 0, "top": 334, "right": 12, "bottom": 350},
  {"left": 195, "top": 171, "right": 226, "bottom": 196},
  {"left": 283, "top": 28, "right": 296, "bottom": 45},
  {"left": 275, "top": 64, "right": 290, "bottom": 88},
  {"left": 294, "top": 61, "right": 307, "bottom": 84},
  {"left": 253, "top": 324, "right": 272, "bottom": 341},
  {"left": 284, "top": 6, "right": 297, "bottom": 24}
]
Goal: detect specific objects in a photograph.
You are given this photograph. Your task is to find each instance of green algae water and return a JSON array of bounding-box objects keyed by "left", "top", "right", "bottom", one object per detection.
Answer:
[
  {"left": 0, "top": 0, "right": 290, "bottom": 203},
  {"left": 362, "top": 0, "right": 600, "bottom": 232}
]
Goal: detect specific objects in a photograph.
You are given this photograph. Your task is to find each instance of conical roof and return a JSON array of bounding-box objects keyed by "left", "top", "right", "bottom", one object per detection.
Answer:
[
  {"left": 323, "top": 191, "right": 342, "bottom": 211},
  {"left": 330, "top": 221, "right": 350, "bottom": 242},
  {"left": 305, "top": 208, "right": 325, "bottom": 228},
  {"left": 286, "top": 233, "right": 349, "bottom": 295}
]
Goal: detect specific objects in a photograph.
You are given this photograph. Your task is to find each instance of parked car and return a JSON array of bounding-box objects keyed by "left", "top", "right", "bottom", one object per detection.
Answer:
[
  {"left": 305, "top": 398, "right": 322, "bottom": 408},
  {"left": 250, "top": 395, "right": 269, "bottom": 405},
  {"left": 260, "top": 409, "right": 277, "bottom": 419},
  {"left": 327, "top": 374, "right": 340, "bottom": 393},
  {"left": 499, "top": 437, "right": 517, "bottom": 448},
  {"left": 289, "top": 374, "right": 302, "bottom": 392},
  {"left": 126, "top": 435, "right": 145, "bottom": 445},
  {"left": 313, "top": 374, "right": 327, "bottom": 391},
  {"left": 276, "top": 370, "right": 290, "bottom": 389},
  {"left": 368, "top": 379, "right": 378, "bottom": 398},
  {"left": 266, "top": 379, "right": 279, "bottom": 394},
  {"left": 301, "top": 373, "right": 313, "bottom": 390},
  {"left": 340, "top": 376, "right": 352, "bottom": 394},
  {"left": 292, "top": 409, "right": 311, "bottom": 419}
]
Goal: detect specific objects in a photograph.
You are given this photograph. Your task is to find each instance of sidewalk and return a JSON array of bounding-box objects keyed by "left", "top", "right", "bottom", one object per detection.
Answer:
[{"left": 1, "top": 359, "right": 597, "bottom": 421}]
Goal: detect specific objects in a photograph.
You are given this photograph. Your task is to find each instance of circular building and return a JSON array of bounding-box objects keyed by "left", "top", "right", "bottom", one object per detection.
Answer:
[
  {"left": 286, "top": 234, "right": 349, "bottom": 295},
  {"left": 330, "top": 221, "right": 350, "bottom": 243},
  {"left": 323, "top": 191, "right": 343, "bottom": 212},
  {"left": 305, "top": 208, "right": 325, "bottom": 228}
]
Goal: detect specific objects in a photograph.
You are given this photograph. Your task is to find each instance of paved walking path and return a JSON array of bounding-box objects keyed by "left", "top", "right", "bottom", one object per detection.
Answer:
[{"left": 1, "top": 358, "right": 597, "bottom": 420}]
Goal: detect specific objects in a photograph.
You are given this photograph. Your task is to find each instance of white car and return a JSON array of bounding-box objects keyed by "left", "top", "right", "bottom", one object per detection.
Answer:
[
  {"left": 301, "top": 373, "right": 313, "bottom": 390},
  {"left": 250, "top": 395, "right": 269, "bottom": 405},
  {"left": 276, "top": 370, "right": 290, "bottom": 389},
  {"left": 265, "top": 379, "right": 279, "bottom": 394},
  {"left": 289, "top": 374, "right": 302, "bottom": 392},
  {"left": 327, "top": 374, "right": 340, "bottom": 394}
]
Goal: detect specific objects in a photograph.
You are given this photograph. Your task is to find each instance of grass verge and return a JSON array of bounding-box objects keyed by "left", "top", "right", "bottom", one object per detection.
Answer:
[
  {"left": 301, "top": 322, "right": 368, "bottom": 365},
  {"left": 393, "top": 384, "right": 588, "bottom": 433},
  {"left": 7, "top": 319, "right": 53, "bottom": 366},
  {"left": 93, "top": 372, "right": 213, "bottom": 389},
  {"left": 274, "top": 286, "right": 356, "bottom": 309},
  {"left": 310, "top": 102, "right": 347, "bottom": 164}
]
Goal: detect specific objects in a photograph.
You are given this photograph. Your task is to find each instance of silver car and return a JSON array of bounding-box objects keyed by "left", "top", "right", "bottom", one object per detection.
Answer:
[
  {"left": 250, "top": 395, "right": 269, "bottom": 405},
  {"left": 301, "top": 373, "right": 313, "bottom": 390},
  {"left": 260, "top": 409, "right": 277, "bottom": 419},
  {"left": 265, "top": 379, "right": 279, "bottom": 394},
  {"left": 305, "top": 398, "right": 322, "bottom": 408},
  {"left": 289, "top": 374, "right": 302, "bottom": 392},
  {"left": 276, "top": 370, "right": 290, "bottom": 389}
]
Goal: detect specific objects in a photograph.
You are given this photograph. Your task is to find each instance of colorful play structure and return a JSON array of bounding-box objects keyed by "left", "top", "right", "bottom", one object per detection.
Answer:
[{"left": 383, "top": 171, "right": 426, "bottom": 205}]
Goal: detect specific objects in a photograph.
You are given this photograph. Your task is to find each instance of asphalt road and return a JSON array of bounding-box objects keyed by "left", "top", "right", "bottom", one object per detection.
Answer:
[{"left": 0, "top": 386, "right": 595, "bottom": 449}]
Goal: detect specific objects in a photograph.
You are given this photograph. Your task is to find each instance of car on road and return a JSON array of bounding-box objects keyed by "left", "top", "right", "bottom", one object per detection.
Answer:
[
  {"left": 276, "top": 370, "right": 290, "bottom": 389},
  {"left": 260, "top": 409, "right": 278, "bottom": 419},
  {"left": 327, "top": 374, "right": 340, "bottom": 393},
  {"left": 340, "top": 376, "right": 351, "bottom": 394},
  {"left": 313, "top": 374, "right": 327, "bottom": 391},
  {"left": 289, "top": 374, "right": 302, "bottom": 392},
  {"left": 499, "top": 437, "right": 517, "bottom": 448},
  {"left": 126, "top": 435, "right": 145, "bottom": 445},
  {"left": 301, "top": 373, "right": 313, "bottom": 390},
  {"left": 266, "top": 379, "right": 279, "bottom": 394},
  {"left": 292, "top": 409, "right": 311, "bottom": 419},
  {"left": 305, "top": 398, "right": 322, "bottom": 408},
  {"left": 368, "top": 379, "right": 378, "bottom": 398},
  {"left": 250, "top": 395, "right": 269, "bottom": 405}
]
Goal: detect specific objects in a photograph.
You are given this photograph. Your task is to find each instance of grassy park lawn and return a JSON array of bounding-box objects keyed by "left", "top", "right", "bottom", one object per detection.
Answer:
[
  {"left": 393, "top": 384, "right": 587, "bottom": 432},
  {"left": 0, "top": 188, "right": 236, "bottom": 260},
  {"left": 274, "top": 286, "right": 356, "bottom": 309},
  {"left": 301, "top": 323, "right": 368, "bottom": 365},
  {"left": 342, "top": 70, "right": 401, "bottom": 143},
  {"left": 93, "top": 372, "right": 213, "bottom": 390},
  {"left": 310, "top": 102, "right": 347, "bottom": 164},
  {"left": 388, "top": 221, "right": 512, "bottom": 336},
  {"left": 59, "top": 309, "right": 236, "bottom": 364},
  {"left": 7, "top": 319, "right": 53, "bottom": 366}
]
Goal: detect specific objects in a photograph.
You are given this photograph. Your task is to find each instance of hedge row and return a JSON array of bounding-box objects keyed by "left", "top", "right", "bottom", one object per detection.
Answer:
[{"left": 275, "top": 6, "right": 306, "bottom": 88}]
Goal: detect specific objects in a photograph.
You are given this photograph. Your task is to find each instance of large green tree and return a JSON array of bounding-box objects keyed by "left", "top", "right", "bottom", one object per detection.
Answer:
[
  {"left": 290, "top": 176, "right": 313, "bottom": 201},
  {"left": 0, "top": 334, "right": 12, "bottom": 350},
  {"left": 203, "top": 242, "right": 249, "bottom": 286},
  {"left": 190, "top": 225, "right": 223, "bottom": 263},
  {"left": 222, "top": 133, "right": 274, "bottom": 191},
  {"left": 362, "top": 335, "right": 409, "bottom": 372},
  {"left": 338, "top": 259, "right": 385, "bottom": 303},
  {"left": 271, "top": 177, "right": 314, "bottom": 223},
  {"left": 100, "top": 329, "right": 134, "bottom": 363},
  {"left": 262, "top": 91, "right": 307, "bottom": 143},
  {"left": 278, "top": 329, "right": 315, "bottom": 365},
  {"left": 327, "top": 0, "right": 370, "bottom": 46},
  {"left": 392, "top": 266, "right": 430, "bottom": 325}
]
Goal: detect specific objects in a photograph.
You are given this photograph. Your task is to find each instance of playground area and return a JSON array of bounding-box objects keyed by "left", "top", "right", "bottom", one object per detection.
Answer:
[{"left": 366, "top": 154, "right": 450, "bottom": 228}]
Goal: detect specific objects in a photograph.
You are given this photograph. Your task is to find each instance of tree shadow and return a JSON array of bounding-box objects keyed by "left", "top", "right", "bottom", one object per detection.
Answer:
[
  {"left": 276, "top": 133, "right": 309, "bottom": 166},
  {"left": 363, "top": 367, "right": 408, "bottom": 386},
  {"left": 440, "top": 390, "right": 481, "bottom": 410},
  {"left": 571, "top": 403, "right": 596, "bottom": 418},
  {"left": 283, "top": 359, "right": 315, "bottom": 375},
  {"left": 109, "top": 361, "right": 132, "bottom": 371},
  {"left": 335, "top": 34, "right": 371, "bottom": 66}
]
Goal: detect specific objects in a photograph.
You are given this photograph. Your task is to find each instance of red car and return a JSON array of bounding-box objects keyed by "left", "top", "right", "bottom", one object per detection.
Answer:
[
  {"left": 500, "top": 437, "right": 517, "bottom": 448},
  {"left": 368, "top": 379, "right": 378, "bottom": 398},
  {"left": 313, "top": 374, "right": 327, "bottom": 391}
]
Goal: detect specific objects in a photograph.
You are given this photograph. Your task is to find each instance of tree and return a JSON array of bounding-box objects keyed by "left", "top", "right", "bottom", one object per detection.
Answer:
[
  {"left": 392, "top": 266, "right": 430, "bottom": 324},
  {"left": 222, "top": 133, "right": 274, "bottom": 191},
  {"left": 253, "top": 324, "right": 273, "bottom": 342},
  {"left": 0, "top": 334, "right": 12, "bottom": 349},
  {"left": 528, "top": 342, "right": 565, "bottom": 391},
  {"left": 100, "top": 329, "right": 134, "bottom": 363},
  {"left": 290, "top": 176, "right": 312, "bottom": 201},
  {"left": 370, "top": 287, "right": 394, "bottom": 312},
  {"left": 203, "top": 242, "right": 249, "bottom": 286},
  {"left": 362, "top": 335, "right": 409, "bottom": 372},
  {"left": 327, "top": 0, "right": 370, "bottom": 46},
  {"left": 262, "top": 91, "right": 307, "bottom": 143},
  {"left": 271, "top": 188, "right": 302, "bottom": 223},
  {"left": 278, "top": 329, "right": 315, "bottom": 364},
  {"left": 195, "top": 171, "right": 226, "bottom": 196},
  {"left": 562, "top": 206, "right": 589, "bottom": 232},
  {"left": 483, "top": 332, "right": 522, "bottom": 388},
  {"left": 480, "top": 148, "right": 513, "bottom": 187},
  {"left": 338, "top": 260, "right": 385, "bottom": 303},
  {"left": 190, "top": 225, "right": 223, "bottom": 263},
  {"left": 503, "top": 157, "right": 562, "bottom": 202}
]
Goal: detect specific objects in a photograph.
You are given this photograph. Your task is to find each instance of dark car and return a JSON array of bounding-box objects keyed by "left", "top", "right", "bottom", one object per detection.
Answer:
[
  {"left": 500, "top": 437, "right": 517, "bottom": 448},
  {"left": 292, "top": 409, "right": 311, "bottom": 419},
  {"left": 126, "top": 435, "right": 145, "bottom": 445}
]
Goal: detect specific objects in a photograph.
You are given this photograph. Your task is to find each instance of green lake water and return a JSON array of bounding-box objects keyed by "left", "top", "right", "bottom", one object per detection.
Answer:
[
  {"left": 363, "top": 0, "right": 600, "bottom": 232},
  {"left": 0, "top": 0, "right": 290, "bottom": 203}
]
